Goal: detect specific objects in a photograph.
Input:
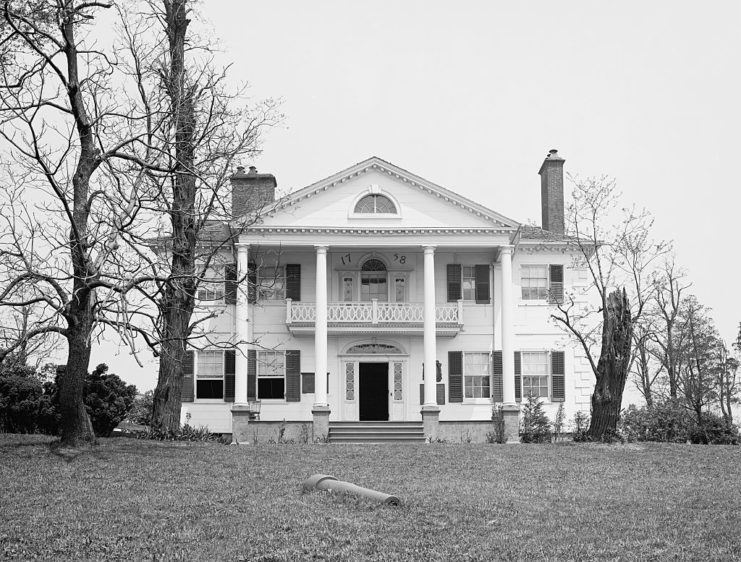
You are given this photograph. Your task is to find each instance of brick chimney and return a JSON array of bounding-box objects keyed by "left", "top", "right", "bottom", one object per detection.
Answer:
[
  {"left": 538, "top": 149, "right": 565, "bottom": 234},
  {"left": 231, "top": 165, "right": 277, "bottom": 218}
]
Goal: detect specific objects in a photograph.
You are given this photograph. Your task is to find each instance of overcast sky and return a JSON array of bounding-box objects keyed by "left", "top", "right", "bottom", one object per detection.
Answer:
[{"left": 96, "top": 1, "right": 741, "bottom": 394}]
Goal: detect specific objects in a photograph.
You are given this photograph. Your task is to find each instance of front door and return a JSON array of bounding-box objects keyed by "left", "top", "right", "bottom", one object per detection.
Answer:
[{"left": 359, "top": 362, "right": 389, "bottom": 421}]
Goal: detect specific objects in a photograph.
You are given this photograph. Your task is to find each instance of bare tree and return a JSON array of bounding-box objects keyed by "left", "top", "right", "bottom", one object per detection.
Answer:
[
  {"left": 0, "top": 1, "right": 163, "bottom": 446},
  {"left": 717, "top": 342, "right": 738, "bottom": 428},
  {"left": 552, "top": 175, "right": 670, "bottom": 440},
  {"left": 104, "top": 0, "right": 280, "bottom": 432}
]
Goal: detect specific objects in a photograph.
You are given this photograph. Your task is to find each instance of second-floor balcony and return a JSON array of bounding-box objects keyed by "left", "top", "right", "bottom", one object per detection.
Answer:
[{"left": 285, "top": 299, "right": 463, "bottom": 337}]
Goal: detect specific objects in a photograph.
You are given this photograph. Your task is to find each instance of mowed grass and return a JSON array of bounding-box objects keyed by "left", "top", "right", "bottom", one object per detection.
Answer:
[{"left": 1, "top": 436, "right": 741, "bottom": 561}]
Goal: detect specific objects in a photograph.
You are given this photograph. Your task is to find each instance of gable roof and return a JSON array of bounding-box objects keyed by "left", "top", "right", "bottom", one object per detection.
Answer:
[{"left": 257, "top": 156, "right": 520, "bottom": 230}]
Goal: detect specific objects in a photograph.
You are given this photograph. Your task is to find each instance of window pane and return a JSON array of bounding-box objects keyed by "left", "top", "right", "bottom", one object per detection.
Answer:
[
  {"left": 464, "top": 353, "right": 491, "bottom": 399},
  {"left": 258, "top": 351, "right": 284, "bottom": 376},
  {"left": 462, "top": 266, "right": 476, "bottom": 301},
  {"left": 197, "top": 265, "right": 225, "bottom": 301},
  {"left": 258, "top": 266, "right": 286, "bottom": 301},
  {"left": 354, "top": 194, "right": 397, "bottom": 214},
  {"left": 343, "top": 277, "right": 353, "bottom": 301},
  {"left": 521, "top": 266, "right": 548, "bottom": 300},
  {"left": 196, "top": 379, "right": 223, "bottom": 399},
  {"left": 197, "top": 351, "right": 223, "bottom": 378},
  {"left": 258, "top": 378, "right": 285, "bottom": 399}
]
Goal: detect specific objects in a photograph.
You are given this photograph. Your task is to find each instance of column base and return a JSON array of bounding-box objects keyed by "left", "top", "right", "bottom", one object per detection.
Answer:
[
  {"left": 231, "top": 405, "right": 252, "bottom": 445},
  {"left": 421, "top": 405, "right": 441, "bottom": 443},
  {"left": 501, "top": 403, "right": 521, "bottom": 444},
  {"left": 312, "top": 405, "right": 331, "bottom": 443}
]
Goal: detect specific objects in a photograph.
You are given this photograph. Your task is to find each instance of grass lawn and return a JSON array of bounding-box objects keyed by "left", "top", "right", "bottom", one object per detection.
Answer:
[{"left": 1, "top": 435, "right": 740, "bottom": 561}]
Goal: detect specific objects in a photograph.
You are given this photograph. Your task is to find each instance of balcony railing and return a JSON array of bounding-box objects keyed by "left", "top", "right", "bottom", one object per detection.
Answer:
[{"left": 285, "top": 299, "right": 463, "bottom": 336}]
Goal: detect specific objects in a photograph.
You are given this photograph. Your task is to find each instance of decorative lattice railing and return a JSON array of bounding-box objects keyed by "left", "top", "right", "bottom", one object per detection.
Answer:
[{"left": 286, "top": 299, "right": 462, "bottom": 326}]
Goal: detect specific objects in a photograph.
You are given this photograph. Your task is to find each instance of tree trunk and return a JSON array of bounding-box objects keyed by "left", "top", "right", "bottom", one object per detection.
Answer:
[
  {"left": 589, "top": 289, "right": 633, "bottom": 440},
  {"left": 58, "top": 308, "right": 96, "bottom": 447},
  {"left": 150, "top": 0, "right": 197, "bottom": 433}
]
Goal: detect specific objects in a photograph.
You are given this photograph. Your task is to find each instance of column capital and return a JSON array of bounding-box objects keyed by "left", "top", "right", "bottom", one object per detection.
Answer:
[
  {"left": 422, "top": 245, "right": 437, "bottom": 254},
  {"left": 314, "top": 244, "right": 329, "bottom": 254},
  {"left": 500, "top": 244, "right": 514, "bottom": 256}
]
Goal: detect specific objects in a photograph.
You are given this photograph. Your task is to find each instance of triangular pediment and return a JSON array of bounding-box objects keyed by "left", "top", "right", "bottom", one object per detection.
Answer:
[{"left": 235, "top": 157, "right": 519, "bottom": 233}]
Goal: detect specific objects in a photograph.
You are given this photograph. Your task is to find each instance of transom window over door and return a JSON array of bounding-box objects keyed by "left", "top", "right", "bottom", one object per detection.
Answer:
[
  {"left": 361, "top": 258, "right": 388, "bottom": 301},
  {"left": 354, "top": 194, "right": 397, "bottom": 214}
]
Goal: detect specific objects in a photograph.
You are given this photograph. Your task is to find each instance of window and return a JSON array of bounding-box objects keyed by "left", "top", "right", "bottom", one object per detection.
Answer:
[
  {"left": 258, "top": 266, "right": 286, "bottom": 301},
  {"left": 360, "top": 259, "right": 387, "bottom": 302},
  {"left": 521, "top": 351, "right": 549, "bottom": 398},
  {"left": 197, "top": 265, "right": 225, "bottom": 302},
  {"left": 257, "top": 350, "right": 285, "bottom": 399},
  {"left": 521, "top": 265, "right": 548, "bottom": 300},
  {"left": 521, "top": 264, "right": 564, "bottom": 302},
  {"left": 354, "top": 194, "right": 397, "bottom": 214},
  {"left": 447, "top": 264, "right": 489, "bottom": 303},
  {"left": 462, "top": 266, "right": 476, "bottom": 301},
  {"left": 196, "top": 351, "right": 223, "bottom": 399},
  {"left": 464, "top": 352, "right": 491, "bottom": 399}
]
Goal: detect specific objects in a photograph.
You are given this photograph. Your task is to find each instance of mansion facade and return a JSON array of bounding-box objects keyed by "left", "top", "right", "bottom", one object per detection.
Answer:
[{"left": 181, "top": 151, "right": 593, "bottom": 442}]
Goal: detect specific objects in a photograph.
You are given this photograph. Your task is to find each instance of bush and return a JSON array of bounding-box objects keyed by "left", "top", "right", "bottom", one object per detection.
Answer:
[
  {"left": 127, "top": 390, "right": 154, "bottom": 426},
  {"left": 83, "top": 364, "right": 137, "bottom": 437},
  {"left": 572, "top": 411, "right": 591, "bottom": 442},
  {"left": 619, "top": 400, "right": 691, "bottom": 443},
  {"left": 0, "top": 366, "right": 45, "bottom": 433},
  {"left": 552, "top": 403, "right": 566, "bottom": 443},
  {"left": 487, "top": 405, "right": 506, "bottom": 444},
  {"left": 134, "top": 424, "right": 225, "bottom": 443},
  {"left": 520, "top": 393, "right": 551, "bottom": 443},
  {"left": 689, "top": 412, "right": 739, "bottom": 445},
  {"left": 0, "top": 362, "right": 136, "bottom": 437}
]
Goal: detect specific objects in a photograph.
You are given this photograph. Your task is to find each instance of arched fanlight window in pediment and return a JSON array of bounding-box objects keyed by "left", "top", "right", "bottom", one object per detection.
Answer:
[
  {"left": 354, "top": 194, "right": 397, "bottom": 214},
  {"left": 361, "top": 258, "right": 387, "bottom": 272}
]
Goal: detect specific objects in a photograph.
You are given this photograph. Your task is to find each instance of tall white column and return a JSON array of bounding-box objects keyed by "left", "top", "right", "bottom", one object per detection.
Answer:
[
  {"left": 314, "top": 245, "right": 329, "bottom": 407},
  {"left": 423, "top": 245, "right": 437, "bottom": 406},
  {"left": 500, "top": 245, "right": 516, "bottom": 404},
  {"left": 234, "top": 244, "right": 250, "bottom": 405}
]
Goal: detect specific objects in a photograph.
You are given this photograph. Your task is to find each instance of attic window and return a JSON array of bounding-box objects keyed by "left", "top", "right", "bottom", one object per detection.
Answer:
[{"left": 354, "top": 194, "right": 397, "bottom": 214}]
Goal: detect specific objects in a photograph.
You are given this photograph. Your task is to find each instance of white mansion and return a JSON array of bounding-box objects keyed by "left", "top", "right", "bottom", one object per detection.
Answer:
[{"left": 182, "top": 151, "right": 593, "bottom": 443}]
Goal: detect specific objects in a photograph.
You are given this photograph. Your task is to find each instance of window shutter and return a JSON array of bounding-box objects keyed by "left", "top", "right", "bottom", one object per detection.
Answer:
[
  {"left": 447, "top": 264, "right": 462, "bottom": 302},
  {"left": 224, "top": 264, "right": 237, "bottom": 305},
  {"left": 301, "top": 372, "right": 315, "bottom": 394},
  {"left": 436, "top": 383, "right": 445, "bottom": 405},
  {"left": 247, "top": 350, "right": 256, "bottom": 400},
  {"left": 492, "top": 351, "right": 503, "bottom": 403},
  {"left": 548, "top": 265, "right": 564, "bottom": 304},
  {"left": 551, "top": 351, "right": 565, "bottom": 402},
  {"left": 224, "top": 350, "right": 236, "bottom": 402},
  {"left": 514, "top": 351, "right": 522, "bottom": 402},
  {"left": 182, "top": 350, "right": 194, "bottom": 402},
  {"left": 448, "top": 351, "right": 463, "bottom": 403},
  {"left": 247, "top": 262, "right": 257, "bottom": 304},
  {"left": 285, "top": 350, "right": 301, "bottom": 402},
  {"left": 286, "top": 264, "right": 301, "bottom": 301},
  {"left": 419, "top": 384, "right": 424, "bottom": 405},
  {"left": 475, "top": 264, "right": 490, "bottom": 304}
]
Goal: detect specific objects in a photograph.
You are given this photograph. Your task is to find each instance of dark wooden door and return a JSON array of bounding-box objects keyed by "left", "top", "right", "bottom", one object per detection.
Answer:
[{"left": 359, "top": 363, "right": 389, "bottom": 421}]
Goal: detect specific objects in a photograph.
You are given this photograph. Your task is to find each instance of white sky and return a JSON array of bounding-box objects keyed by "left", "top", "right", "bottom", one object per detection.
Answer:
[{"left": 93, "top": 0, "right": 741, "bottom": 396}]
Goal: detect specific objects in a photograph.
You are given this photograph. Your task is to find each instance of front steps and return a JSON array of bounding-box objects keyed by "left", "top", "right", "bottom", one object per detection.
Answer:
[{"left": 328, "top": 421, "right": 425, "bottom": 444}]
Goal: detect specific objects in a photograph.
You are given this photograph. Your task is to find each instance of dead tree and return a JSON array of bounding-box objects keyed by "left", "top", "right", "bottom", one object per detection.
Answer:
[{"left": 552, "top": 175, "right": 669, "bottom": 440}]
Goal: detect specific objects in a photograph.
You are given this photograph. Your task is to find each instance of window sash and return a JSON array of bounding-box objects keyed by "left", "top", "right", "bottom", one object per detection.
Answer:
[
  {"left": 462, "top": 266, "right": 476, "bottom": 301},
  {"left": 521, "top": 351, "right": 549, "bottom": 398},
  {"left": 463, "top": 352, "right": 491, "bottom": 399},
  {"left": 197, "top": 351, "right": 223, "bottom": 379},
  {"left": 521, "top": 265, "right": 549, "bottom": 300},
  {"left": 258, "top": 266, "right": 286, "bottom": 301},
  {"left": 197, "top": 266, "right": 225, "bottom": 302}
]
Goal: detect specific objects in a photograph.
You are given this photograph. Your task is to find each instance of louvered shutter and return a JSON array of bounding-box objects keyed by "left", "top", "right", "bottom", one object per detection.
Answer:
[
  {"left": 514, "top": 351, "right": 522, "bottom": 402},
  {"left": 475, "top": 264, "right": 490, "bottom": 304},
  {"left": 447, "top": 264, "right": 462, "bottom": 302},
  {"left": 247, "top": 350, "right": 256, "bottom": 400},
  {"left": 224, "top": 264, "right": 237, "bottom": 305},
  {"left": 286, "top": 264, "right": 301, "bottom": 301},
  {"left": 548, "top": 265, "right": 564, "bottom": 304},
  {"left": 301, "top": 372, "right": 315, "bottom": 394},
  {"left": 285, "top": 350, "right": 301, "bottom": 402},
  {"left": 551, "top": 351, "right": 565, "bottom": 401},
  {"left": 436, "top": 383, "right": 445, "bottom": 405},
  {"left": 182, "top": 350, "right": 194, "bottom": 402},
  {"left": 448, "top": 351, "right": 463, "bottom": 403},
  {"left": 247, "top": 262, "right": 257, "bottom": 304},
  {"left": 224, "top": 350, "right": 236, "bottom": 402},
  {"left": 492, "top": 351, "right": 503, "bottom": 403}
]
